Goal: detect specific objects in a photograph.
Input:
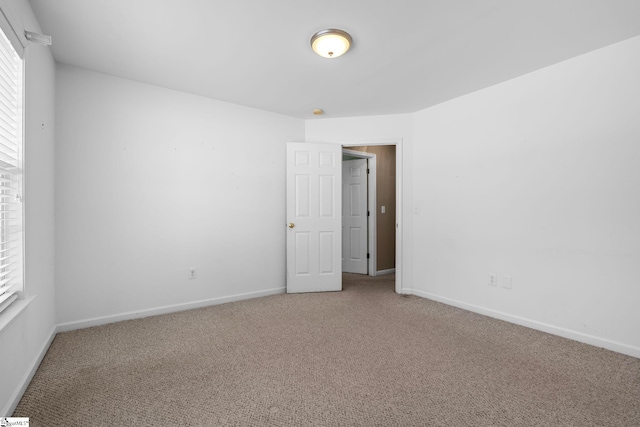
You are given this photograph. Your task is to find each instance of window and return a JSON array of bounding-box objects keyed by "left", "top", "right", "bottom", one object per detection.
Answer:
[{"left": 0, "top": 24, "right": 23, "bottom": 315}]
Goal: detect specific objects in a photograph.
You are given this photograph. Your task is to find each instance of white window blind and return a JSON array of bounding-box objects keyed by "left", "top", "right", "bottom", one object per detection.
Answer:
[{"left": 0, "top": 24, "right": 23, "bottom": 315}]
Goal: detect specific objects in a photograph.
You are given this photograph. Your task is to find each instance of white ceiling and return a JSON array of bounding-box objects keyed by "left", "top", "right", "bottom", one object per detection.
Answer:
[{"left": 29, "top": 0, "right": 640, "bottom": 119}]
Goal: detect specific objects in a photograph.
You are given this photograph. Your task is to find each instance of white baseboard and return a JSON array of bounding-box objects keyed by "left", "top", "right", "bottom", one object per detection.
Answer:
[
  {"left": 57, "top": 287, "right": 286, "bottom": 332},
  {"left": 5, "top": 288, "right": 286, "bottom": 413},
  {"left": 412, "top": 289, "right": 640, "bottom": 359},
  {"left": 376, "top": 268, "right": 396, "bottom": 276},
  {"left": 3, "top": 326, "right": 56, "bottom": 417}
]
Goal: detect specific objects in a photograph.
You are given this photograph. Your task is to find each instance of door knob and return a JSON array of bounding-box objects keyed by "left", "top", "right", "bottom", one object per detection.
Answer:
[{"left": 288, "top": 223, "right": 295, "bottom": 228}]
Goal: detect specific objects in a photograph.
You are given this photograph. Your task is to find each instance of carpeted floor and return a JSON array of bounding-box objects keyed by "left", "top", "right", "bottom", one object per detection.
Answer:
[{"left": 14, "top": 273, "right": 640, "bottom": 426}]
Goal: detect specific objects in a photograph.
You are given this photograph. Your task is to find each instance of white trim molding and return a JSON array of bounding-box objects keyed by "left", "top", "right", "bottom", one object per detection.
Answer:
[
  {"left": 0, "top": 295, "right": 36, "bottom": 333},
  {"left": 342, "top": 138, "right": 403, "bottom": 295},
  {"left": 6, "top": 288, "right": 286, "bottom": 414},
  {"left": 57, "top": 287, "right": 286, "bottom": 332},
  {"left": 342, "top": 148, "right": 377, "bottom": 277},
  {"left": 3, "top": 325, "right": 56, "bottom": 416},
  {"left": 413, "top": 289, "right": 640, "bottom": 359}
]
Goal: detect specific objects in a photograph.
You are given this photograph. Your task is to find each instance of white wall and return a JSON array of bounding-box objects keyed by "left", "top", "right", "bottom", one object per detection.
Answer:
[
  {"left": 305, "top": 114, "right": 414, "bottom": 291},
  {"left": 3, "top": 15, "right": 638, "bottom": 416},
  {"left": 412, "top": 35, "right": 640, "bottom": 357},
  {"left": 56, "top": 65, "right": 304, "bottom": 327},
  {"left": 0, "top": 0, "right": 56, "bottom": 415}
]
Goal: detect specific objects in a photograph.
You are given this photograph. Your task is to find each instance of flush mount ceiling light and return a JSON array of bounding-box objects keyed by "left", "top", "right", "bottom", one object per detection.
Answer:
[{"left": 310, "top": 29, "right": 352, "bottom": 58}]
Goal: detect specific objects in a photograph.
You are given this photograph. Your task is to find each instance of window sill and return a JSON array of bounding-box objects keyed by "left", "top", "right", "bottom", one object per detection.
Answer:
[{"left": 0, "top": 295, "right": 37, "bottom": 332}]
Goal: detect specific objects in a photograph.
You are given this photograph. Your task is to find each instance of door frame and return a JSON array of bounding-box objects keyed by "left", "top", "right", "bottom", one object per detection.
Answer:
[
  {"left": 342, "top": 139, "right": 403, "bottom": 295},
  {"left": 342, "top": 149, "right": 377, "bottom": 276}
]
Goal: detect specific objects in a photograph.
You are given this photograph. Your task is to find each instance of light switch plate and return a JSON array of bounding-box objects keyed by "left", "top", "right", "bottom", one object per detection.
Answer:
[
  {"left": 502, "top": 276, "right": 512, "bottom": 289},
  {"left": 488, "top": 274, "right": 498, "bottom": 286}
]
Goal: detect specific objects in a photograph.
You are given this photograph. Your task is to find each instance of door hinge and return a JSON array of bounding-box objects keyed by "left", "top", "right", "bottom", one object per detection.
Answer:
[
  {"left": 367, "top": 169, "right": 370, "bottom": 174},
  {"left": 367, "top": 211, "right": 370, "bottom": 217},
  {"left": 367, "top": 253, "right": 370, "bottom": 259}
]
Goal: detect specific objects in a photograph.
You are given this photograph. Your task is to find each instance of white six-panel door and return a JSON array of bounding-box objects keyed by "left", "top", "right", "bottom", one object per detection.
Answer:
[
  {"left": 286, "top": 142, "right": 342, "bottom": 293},
  {"left": 342, "top": 159, "right": 368, "bottom": 274}
]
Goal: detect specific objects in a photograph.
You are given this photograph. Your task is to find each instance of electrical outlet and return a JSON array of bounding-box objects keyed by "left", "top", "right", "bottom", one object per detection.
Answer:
[
  {"left": 502, "top": 275, "right": 512, "bottom": 289},
  {"left": 488, "top": 274, "right": 498, "bottom": 286},
  {"left": 189, "top": 268, "right": 197, "bottom": 279}
]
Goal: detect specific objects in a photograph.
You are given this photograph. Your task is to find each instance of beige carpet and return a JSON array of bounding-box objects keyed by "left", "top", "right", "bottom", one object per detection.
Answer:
[{"left": 14, "top": 274, "right": 640, "bottom": 426}]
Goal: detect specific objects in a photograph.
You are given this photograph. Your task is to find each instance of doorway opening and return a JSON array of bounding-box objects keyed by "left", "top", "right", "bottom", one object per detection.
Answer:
[
  {"left": 342, "top": 141, "right": 401, "bottom": 294},
  {"left": 342, "top": 149, "right": 375, "bottom": 276},
  {"left": 284, "top": 140, "right": 403, "bottom": 295}
]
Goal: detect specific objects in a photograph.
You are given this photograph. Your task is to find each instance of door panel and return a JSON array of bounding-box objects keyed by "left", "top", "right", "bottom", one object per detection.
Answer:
[
  {"left": 286, "top": 142, "right": 342, "bottom": 293},
  {"left": 295, "top": 175, "right": 310, "bottom": 217},
  {"left": 319, "top": 175, "right": 335, "bottom": 217},
  {"left": 342, "top": 159, "right": 368, "bottom": 274},
  {"left": 319, "top": 231, "right": 335, "bottom": 274},
  {"left": 294, "top": 232, "right": 310, "bottom": 275}
]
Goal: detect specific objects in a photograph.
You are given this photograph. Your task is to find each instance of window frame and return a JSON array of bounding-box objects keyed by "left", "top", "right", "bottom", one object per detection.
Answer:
[{"left": 0, "top": 9, "right": 25, "bottom": 317}]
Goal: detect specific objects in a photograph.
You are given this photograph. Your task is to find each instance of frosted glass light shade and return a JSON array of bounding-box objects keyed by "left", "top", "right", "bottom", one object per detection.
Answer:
[{"left": 311, "top": 29, "right": 352, "bottom": 58}]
